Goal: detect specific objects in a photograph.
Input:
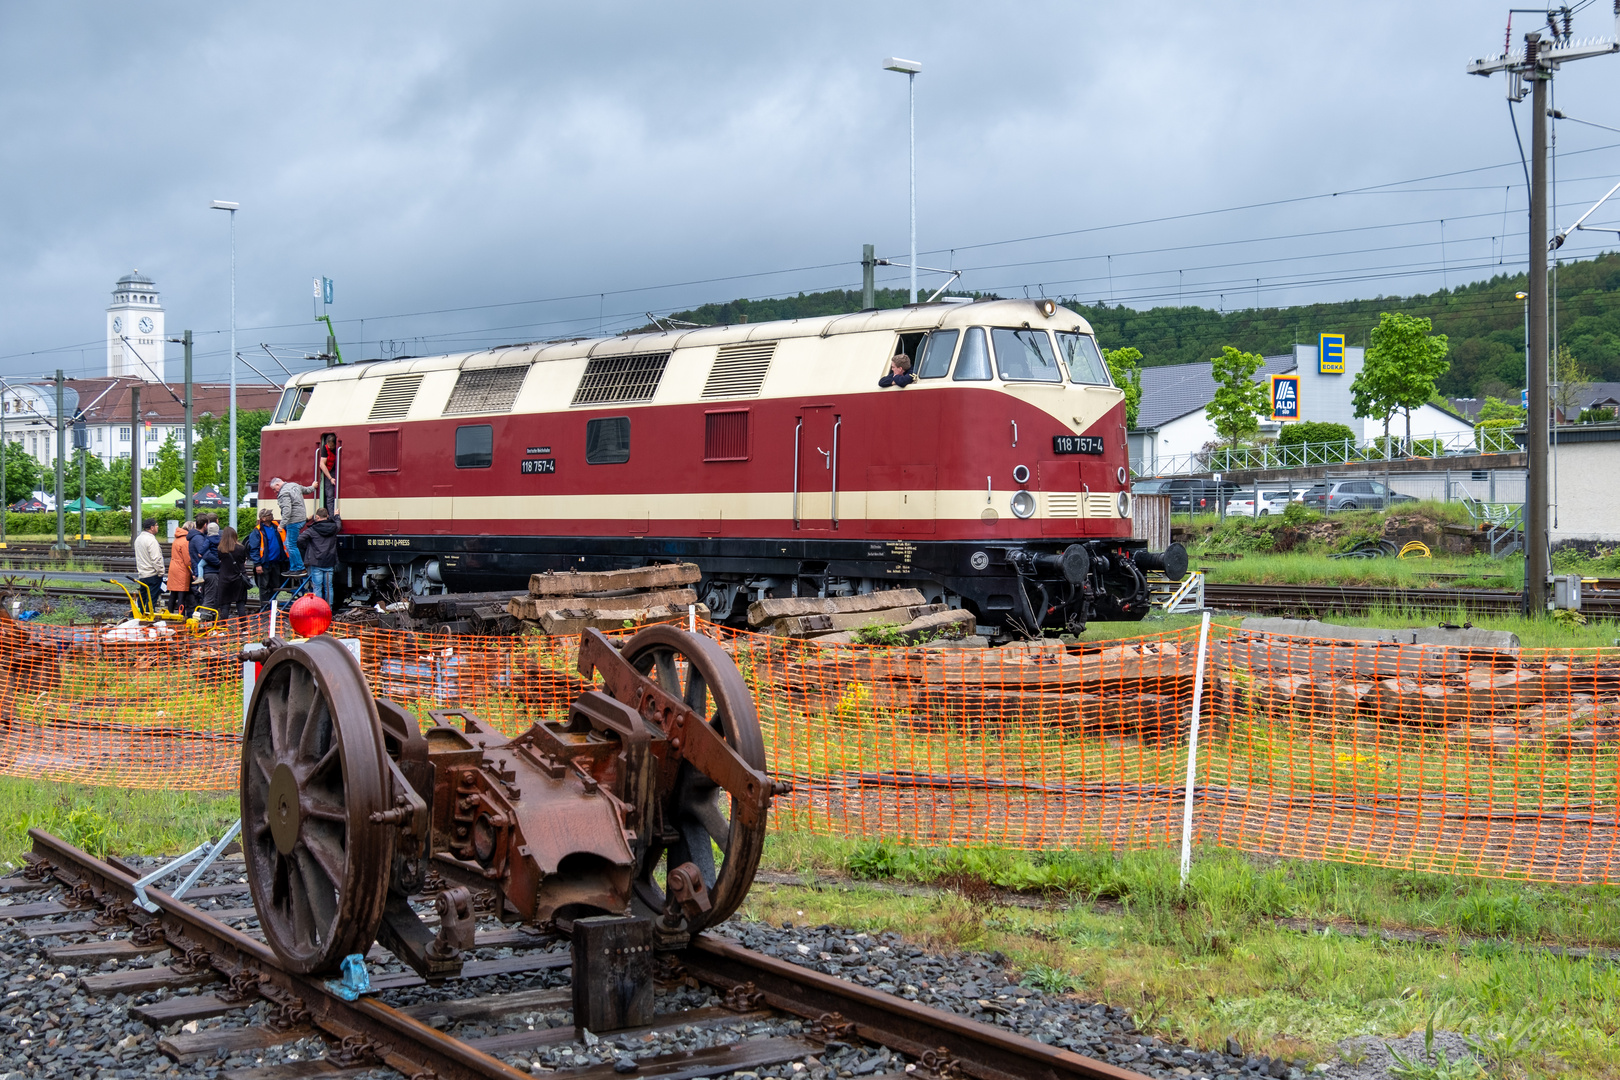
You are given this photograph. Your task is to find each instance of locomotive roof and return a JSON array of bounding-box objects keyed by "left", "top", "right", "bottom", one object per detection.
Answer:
[{"left": 287, "top": 298, "right": 1096, "bottom": 386}]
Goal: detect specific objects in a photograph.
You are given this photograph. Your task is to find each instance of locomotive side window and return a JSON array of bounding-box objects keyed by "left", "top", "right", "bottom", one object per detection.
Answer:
[
  {"left": 586, "top": 416, "right": 631, "bottom": 464},
  {"left": 455, "top": 424, "right": 494, "bottom": 469},
  {"left": 952, "top": 327, "right": 992, "bottom": 381},
  {"left": 990, "top": 328, "right": 1062, "bottom": 382},
  {"left": 275, "top": 385, "right": 314, "bottom": 423},
  {"left": 1056, "top": 331, "right": 1112, "bottom": 385},
  {"left": 916, "top": 329, "right": 959, "bottom": 379}
]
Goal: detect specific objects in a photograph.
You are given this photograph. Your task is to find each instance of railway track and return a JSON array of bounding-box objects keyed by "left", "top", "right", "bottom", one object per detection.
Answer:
[
  {"left": 1202, "top": 580, "right": 1620, "bottom": 617},
  {"left": 17, "top": 828, "right": 1168, "bottom": 1080}
]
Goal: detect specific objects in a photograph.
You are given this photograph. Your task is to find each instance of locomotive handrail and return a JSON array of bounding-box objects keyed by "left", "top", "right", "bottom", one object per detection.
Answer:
[
  {"left": 831, "top": 415, "right": 841, "bottom": 528},
  {"left": 792, "top": 417, "right": 802, "bottom": 528}
]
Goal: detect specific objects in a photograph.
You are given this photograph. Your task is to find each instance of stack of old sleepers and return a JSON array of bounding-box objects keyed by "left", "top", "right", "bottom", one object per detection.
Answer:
[
  {"left": 753, "top": 637, "right": 1203, "bottom": 740},
  {"left": 1216, "top": 617, "right": 1620, "bottom": 758},
  {"left": 910, "top": 639, "right": 1204, "bottom": 739},
  {"left": 747, "top": 587, "right": 978, "bottom": 643},
  {"left": 506, "top": 563, "right": 708, "bottom": 636}
]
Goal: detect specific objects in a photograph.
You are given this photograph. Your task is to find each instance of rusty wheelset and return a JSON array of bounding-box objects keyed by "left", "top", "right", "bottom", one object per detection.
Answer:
[{"left": 237, "top": 624, "right": 785, "bottom": 980}]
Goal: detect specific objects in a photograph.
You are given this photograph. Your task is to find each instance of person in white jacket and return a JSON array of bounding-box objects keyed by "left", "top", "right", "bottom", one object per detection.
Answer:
[{"left": 133, "top": 518, "right": 164, "bottom": 615}]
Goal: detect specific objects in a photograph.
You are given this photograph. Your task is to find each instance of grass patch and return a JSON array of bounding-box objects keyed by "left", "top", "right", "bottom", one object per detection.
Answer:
[
  {"left": 1200, "top": 554, "right": 1520, "bottom": 590},
  {"left": 0, "top": 777, "right": 237, "bottom": 868},
  {"left": 752, "top": 836, "right": 1620, "bottom": 1073}
]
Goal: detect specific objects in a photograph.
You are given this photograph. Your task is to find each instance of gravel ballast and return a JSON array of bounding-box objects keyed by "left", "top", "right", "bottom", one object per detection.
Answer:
[{"left": 0, "top": 854, "right": 1446, "bottom": 1080}]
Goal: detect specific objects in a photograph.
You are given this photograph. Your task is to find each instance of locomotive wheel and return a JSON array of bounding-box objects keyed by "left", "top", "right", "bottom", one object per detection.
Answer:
[
  {"left": 241, "top": 637, "right": 394, "bottom": 974},
  {"left": 620, "top": 625, "right": 767, "bottom": 932}
]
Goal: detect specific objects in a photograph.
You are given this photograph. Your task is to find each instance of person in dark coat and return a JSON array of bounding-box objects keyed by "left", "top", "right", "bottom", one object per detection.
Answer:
[
  {"left": 878, "top": 353, "right": 914, "bottom": 388},
  {"left": 190, "top": 513, "right": 214, "bottom": 613},
  {"left": 297, "top": 507, "right": 342, "bottom": 606},
  {"left": 216, "top": 527, "right": 249, "bottom": 620}
]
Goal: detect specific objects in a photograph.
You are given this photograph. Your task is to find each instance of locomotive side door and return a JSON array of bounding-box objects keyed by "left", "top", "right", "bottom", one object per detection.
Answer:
[{"left": 795, "top": 405, "right": 839, "bottom": 531}]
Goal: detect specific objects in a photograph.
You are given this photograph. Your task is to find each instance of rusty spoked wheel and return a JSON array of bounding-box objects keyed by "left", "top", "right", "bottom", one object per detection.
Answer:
[
  {"left": 241, "top": 636, "right": 394, "bottom": 974},
  {"left": 621, "top": 625, "right": 767, "bottom": 932}
]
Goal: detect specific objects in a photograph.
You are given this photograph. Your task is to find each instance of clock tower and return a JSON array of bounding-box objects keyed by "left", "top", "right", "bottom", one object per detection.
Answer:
[{"left": 106, "top": 270, "right": 165, "bottom": 382}]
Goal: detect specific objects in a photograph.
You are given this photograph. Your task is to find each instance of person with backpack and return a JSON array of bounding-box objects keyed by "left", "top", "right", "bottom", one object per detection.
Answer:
[
  {"left": 297, "top": 506, "right": 341, "bottom": 606},
  {"left": 247, "top": 509, "right": 289, "bottom": 610},
  {"left": 216, "top": 526, "right": 250, "bottom": 620}
]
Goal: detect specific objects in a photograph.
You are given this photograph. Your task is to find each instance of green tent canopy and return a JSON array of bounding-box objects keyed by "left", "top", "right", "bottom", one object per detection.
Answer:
[
  {"left": 141, "top": 488, "right": 186, "bottom": 507},
  {"left": 63, "top": 496, "right": 110, "bottom": 511}
]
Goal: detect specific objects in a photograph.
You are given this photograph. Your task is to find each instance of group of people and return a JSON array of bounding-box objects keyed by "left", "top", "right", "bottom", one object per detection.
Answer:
[{"left": 130, "top": 474, "right": 343, "bottom": 620}]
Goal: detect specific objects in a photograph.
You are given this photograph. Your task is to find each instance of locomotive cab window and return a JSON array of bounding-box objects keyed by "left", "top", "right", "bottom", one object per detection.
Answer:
[
  {"left": 891, "top": 331, "right": 926, "bottom": 370},
  {"left": 275, "top": 385, "right": 313, "bottom": 423},
  {"left": 952, "top": 327, "right": 992, "bottom": 381},
  {"left": 916, "top": 329, "right": 959, "bottom": 379},
  {"left": 990, "top": 328, "right": 1062, "bottom": 382},
  {"left": 586, "top": 416, "right": 630, "bottom": 464},
  {"left": 455, "top": 424, "right": 493, "bottom": 469},
  {"left": 1056, "top": 331, "right": 1112, "bottom": 385}
]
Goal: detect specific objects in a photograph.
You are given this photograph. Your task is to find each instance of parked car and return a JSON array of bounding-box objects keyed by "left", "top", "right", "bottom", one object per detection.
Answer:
[
  {"left": 1300, "top": 479, "right": 1417, "bottom": 512},
  {"left": 1226, "top": 489, "right": 1303, "bottom": 517},
  {"left": 1132, "top": 478, "right": 1238, "bottom": 513}
]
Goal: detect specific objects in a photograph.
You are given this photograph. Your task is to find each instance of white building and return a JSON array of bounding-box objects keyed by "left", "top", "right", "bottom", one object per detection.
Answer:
[
  {"left": 107, "top": 270, "right": 165, "bottom": 382},
  {"left": 1, "top": 270, "right": 281, "bottom": 485},
  {"left": 1128, "top": 342, "right": 1476, "bottom": 475}
]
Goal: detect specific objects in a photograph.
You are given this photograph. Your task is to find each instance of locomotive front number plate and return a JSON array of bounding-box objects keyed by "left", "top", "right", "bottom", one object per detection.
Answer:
[
  {"left": 1052, "top": 435, "right": 1105, "bottom": 455},
  {"left": 520, "top": 458, "right": 557, "bottom": 474}
]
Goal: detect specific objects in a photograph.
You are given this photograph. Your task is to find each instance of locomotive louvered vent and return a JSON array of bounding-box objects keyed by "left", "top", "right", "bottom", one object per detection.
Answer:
[
  {"left": 367, "top": 373, "right": 425, "bottom": 420},
  {"left": 570, "top": 352, "right": 671, "bottom": 406},
  {"left": 444, "top": 365, "right": 530, "bottom": 416},
  {"left": 701, "top": 341, "right": 776, "bottom": 399}
]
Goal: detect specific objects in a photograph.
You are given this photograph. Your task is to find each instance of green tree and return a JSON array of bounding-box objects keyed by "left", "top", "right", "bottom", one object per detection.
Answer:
[
  {"left": 100, "top": 457, "right": 132, "bottom": 510},
  {"left": 1, "top": 443, "right": 40, "bottom": 505},
  {"left": 1103, "top": 346, "right": 1144, "bottom": 427},
  {"left": 1552, "top": 344, "right": 1595, "bottom": 422},
  {"left": 1477, "top": 395, "right": 1526, "bottom": 423},
  {"left": 145, "top": 433, "right": 183, "bottom": 496},
  {"left": 191, "top": 435, "right": 218, "bottom": 488},
  {"left": 66, "top": 449, "right": 108, "bottom": 507},
  {"left": 235, "top": 409, "right": 271, "bottom": 489},
  {"left": 1205, "top": 345, "right": 1268, "bottom": 447},
  {"left": 1352, "top": 311, "right": 1450, "bottom": 444}
]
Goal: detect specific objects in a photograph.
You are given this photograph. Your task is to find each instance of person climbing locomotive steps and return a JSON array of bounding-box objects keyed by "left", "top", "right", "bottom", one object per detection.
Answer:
[{"left": 314, "top": 431, "right": 339, "bottom": 515}]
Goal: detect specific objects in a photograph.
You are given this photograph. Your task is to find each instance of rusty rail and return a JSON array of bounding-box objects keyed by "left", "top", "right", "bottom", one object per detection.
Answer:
[{"left": 26, "top": 827, "right": 1153, "bottom": 1080}]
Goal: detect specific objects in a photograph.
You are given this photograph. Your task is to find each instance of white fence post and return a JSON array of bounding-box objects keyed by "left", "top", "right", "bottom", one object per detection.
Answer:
[{"left": 1178, "top": 611, "right": 1213, "bottom": 889}]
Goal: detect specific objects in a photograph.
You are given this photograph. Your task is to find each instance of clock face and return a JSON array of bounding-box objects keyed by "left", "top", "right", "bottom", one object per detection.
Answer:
[
  {"left": 138, "top": 317, "right": 153, "bottom": 334},
  {"left": 112, "top": 317, "right": 122, "bottom": 334}
]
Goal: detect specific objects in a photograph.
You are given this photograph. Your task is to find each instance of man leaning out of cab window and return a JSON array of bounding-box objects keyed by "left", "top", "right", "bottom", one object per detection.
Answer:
[{"left": 879, "top": 353, "right": 915, "bottom": 388}]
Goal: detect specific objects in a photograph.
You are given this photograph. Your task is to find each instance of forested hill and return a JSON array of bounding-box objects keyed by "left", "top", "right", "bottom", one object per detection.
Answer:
[{"left": 669, "top": 253, "right": 1620, "bottom": 398}]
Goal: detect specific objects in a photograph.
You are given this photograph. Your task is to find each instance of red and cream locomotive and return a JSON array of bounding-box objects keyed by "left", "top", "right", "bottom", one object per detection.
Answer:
[{"left": 258, "top": 297, "right": 1185, "bottom": 633}]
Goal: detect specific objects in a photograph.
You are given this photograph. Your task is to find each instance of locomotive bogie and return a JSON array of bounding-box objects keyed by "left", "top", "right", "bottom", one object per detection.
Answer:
[{"left": 262, "top": 299, "right": 1181, "bottom": 631}]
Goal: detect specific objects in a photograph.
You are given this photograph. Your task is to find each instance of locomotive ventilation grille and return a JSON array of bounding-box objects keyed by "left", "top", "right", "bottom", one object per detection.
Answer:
[
  {"left": 1086, "top": 492, "right": 1116, "bottom": 516},
  {"left": 1046, "top": 492, "right": 1080, "bottom": 517},
  {"left": 367, "top": 373, "right": 425, "bottom": 420},
  {"left": 701, "top": 341, "right": 776, "bottom": 399},
  {"left": 445, "top": 365, "right": 530, "bottom": 415},
  {"left": 571, "top": 352, "right": 672, "bottom": 406}
]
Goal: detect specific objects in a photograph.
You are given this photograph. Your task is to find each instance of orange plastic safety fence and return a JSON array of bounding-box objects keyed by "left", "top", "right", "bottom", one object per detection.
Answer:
[{"left": 0, "top": 613, "right": 1616, "bottom": 883}]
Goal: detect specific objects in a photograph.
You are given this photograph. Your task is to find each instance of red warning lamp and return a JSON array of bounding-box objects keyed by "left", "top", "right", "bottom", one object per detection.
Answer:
[{"left": 287, "top": 594, "right": 333, "bottom": 639}]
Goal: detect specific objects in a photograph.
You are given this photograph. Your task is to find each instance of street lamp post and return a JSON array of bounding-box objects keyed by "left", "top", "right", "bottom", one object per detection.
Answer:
[
  {"left": 211, "top": 200, "right": 239, "bottom": 526},
  {"left": 883, "top": 57, "right": 922, "bottom": 303}
]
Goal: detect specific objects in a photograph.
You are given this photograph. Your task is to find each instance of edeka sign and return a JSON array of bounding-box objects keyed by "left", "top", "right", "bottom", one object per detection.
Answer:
[
  {"left": 1271, "top": 374, "right": 1301, "bottom": 421},
  {"left": 1319, "top": 332, "right": 1346, "bottom": 374}
]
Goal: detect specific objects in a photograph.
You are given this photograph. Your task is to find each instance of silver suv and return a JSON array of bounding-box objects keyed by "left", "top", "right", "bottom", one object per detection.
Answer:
[{"left": 1301, "top": 479, "right": 1414, "bottom": 512}]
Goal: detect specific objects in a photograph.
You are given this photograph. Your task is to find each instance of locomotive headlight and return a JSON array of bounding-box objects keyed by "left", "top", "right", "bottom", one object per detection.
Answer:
[
  {"left": 1010, "top": 490, "right": 1037, "bottom": 519},
  {"left": 1117, "top": 491, "right": 1132, "bottom": 518},
  {"left": 1012, "top": 464, "right": 1030, "bottom": 484}
]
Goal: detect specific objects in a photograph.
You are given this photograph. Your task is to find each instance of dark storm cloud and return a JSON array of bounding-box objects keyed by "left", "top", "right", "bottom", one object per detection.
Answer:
[{"left": 1, "top": 1, "right": 1616, "bottom": 381}]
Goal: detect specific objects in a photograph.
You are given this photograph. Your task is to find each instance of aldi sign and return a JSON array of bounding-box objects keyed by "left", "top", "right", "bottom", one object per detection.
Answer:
[
  {"left": 1318, "top": 332, "right": 1346, "bottom": 374},
  {"left": 1271, "top": 374, "right": 1301, "bottom": 420}
]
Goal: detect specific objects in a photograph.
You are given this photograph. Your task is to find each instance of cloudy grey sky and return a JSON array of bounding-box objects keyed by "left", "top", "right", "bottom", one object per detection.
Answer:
[{"left": 2, "top": 1, "right": 1617, "bottom": 385}]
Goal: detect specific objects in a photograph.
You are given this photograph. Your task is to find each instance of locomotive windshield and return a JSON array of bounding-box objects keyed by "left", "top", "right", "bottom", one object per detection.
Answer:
[
  {"left": 990, "top": 329, "right": 1063, "bottom": 382},
  {"left": 1055, "top": 332, "right": 1112, "bottom": 385}
]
